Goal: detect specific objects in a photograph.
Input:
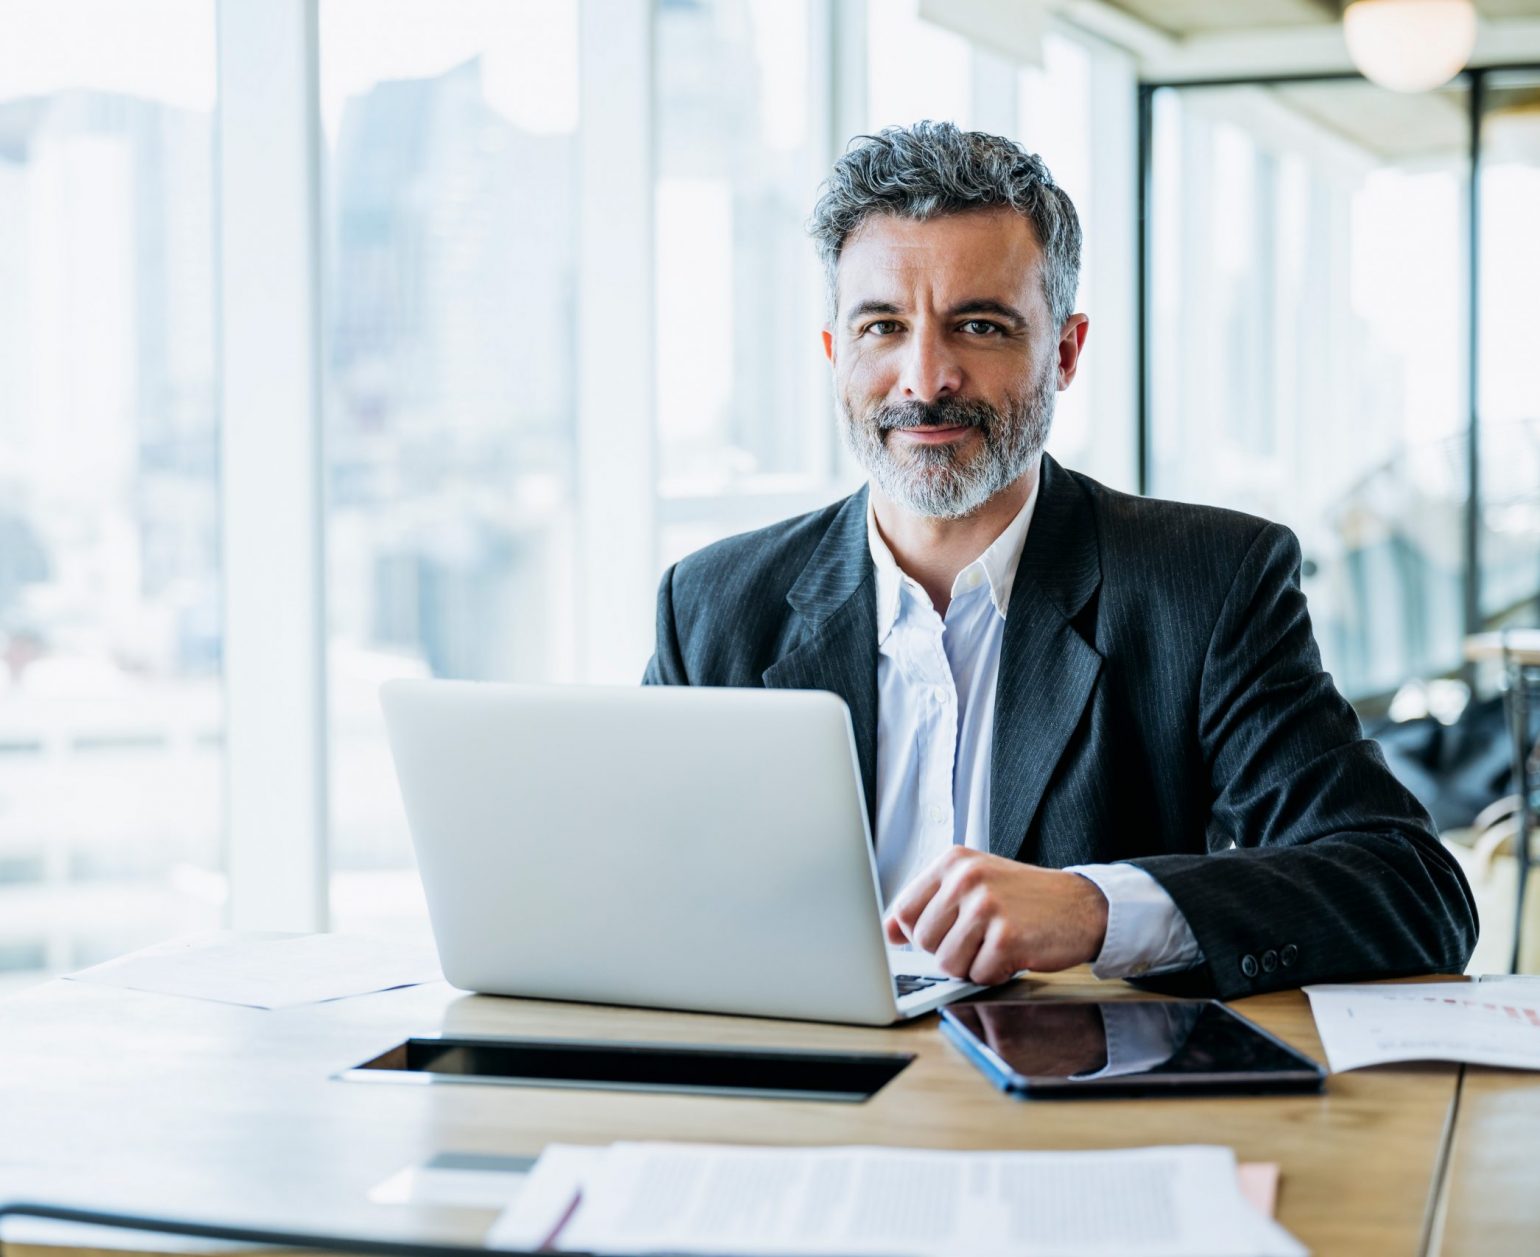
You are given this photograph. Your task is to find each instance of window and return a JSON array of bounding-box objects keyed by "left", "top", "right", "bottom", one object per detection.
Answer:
[
  {"left": 653, "top": 0, "right": 849, "bottom": 570},
  {"left": 1148, "top": 80, "right": 1470, "bottom": 699},
  {"left": 1479, "top": 71, "right": 1540, "bottom": 628},
  {"left": 0, "top": 0, "right": 222, "bottom": 988},
  {"left": 1019, "top": 31, "right": 1134, "bottom": 487},
  {"left": 0, "top": 0, "right": 1162, "bottom": 966},
  {"left": 320, "top": 0, "right": 582, "bottom": 936}
]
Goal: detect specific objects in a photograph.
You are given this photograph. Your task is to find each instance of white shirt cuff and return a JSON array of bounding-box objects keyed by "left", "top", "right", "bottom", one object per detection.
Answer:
[{"left": 1066, "top": 863, "right": 1204, "bottom": 980}]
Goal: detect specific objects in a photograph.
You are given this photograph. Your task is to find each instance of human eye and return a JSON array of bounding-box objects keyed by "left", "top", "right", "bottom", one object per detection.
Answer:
[
  {"left": 864, "top": 319, "right": 903, "bottom": 336},
  {"left": 959, "top": 319, "right": 1003, "bottom": 336}
]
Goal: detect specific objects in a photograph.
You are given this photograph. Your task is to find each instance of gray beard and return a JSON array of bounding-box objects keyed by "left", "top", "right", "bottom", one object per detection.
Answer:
[{"left": 839, "top": 369, "right": 1055, "bottom": 520}]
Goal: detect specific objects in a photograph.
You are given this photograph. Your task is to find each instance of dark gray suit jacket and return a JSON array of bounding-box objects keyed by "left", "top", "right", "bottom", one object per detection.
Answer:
[{"left": 643, "top": 455, "right": 1477, "bottom": 999}]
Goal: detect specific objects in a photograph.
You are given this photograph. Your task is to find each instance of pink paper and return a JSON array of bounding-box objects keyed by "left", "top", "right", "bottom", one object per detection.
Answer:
[{"left": 1238, "top": 1162, "right": 1280, "bottom": 1218}]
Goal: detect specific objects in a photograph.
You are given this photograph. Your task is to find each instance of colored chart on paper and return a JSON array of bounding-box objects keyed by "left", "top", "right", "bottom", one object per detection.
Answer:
[{"left": 1304, "top": 979, "right": 1540, "bottom": 1072}]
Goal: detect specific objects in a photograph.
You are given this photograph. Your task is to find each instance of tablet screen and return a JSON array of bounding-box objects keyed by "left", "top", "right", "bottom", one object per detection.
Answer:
[{"left": 941, "top": 1000, "right": 1324, "bottom": 1094}]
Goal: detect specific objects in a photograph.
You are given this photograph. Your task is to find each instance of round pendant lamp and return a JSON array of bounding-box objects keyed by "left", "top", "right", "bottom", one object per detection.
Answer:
[{"left": 1343, "top": 0, "right": 1478, "bottom": 93}]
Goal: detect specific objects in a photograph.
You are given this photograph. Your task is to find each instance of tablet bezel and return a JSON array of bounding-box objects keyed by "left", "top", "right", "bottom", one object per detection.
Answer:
[{"left": 940, "top": 998, "right": 1326, "bottom": 1098}]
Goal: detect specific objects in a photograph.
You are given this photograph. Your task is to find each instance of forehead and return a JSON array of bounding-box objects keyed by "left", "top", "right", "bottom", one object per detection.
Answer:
[{"left": 836, "top": 208, "right": 1044, "bottom": 312}]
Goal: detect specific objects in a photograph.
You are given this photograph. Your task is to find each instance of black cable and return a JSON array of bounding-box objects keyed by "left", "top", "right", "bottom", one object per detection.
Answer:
[{"left": 0, "top": 1201, "right": 568, "bottom": 1257}]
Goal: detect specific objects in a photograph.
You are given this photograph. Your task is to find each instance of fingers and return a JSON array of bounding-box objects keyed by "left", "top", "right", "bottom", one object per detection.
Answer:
[
  {"left": 932, "top": 902, "right": 988, "bottom": 979},
  {"left": 887, "top": 851, "right": 1079, "bottom": 984},
  {"left": 909, "top": 881, "right": 962, "bottom": 954},
  {"left": 883, "top": 848, "right": 961, "bottom": 943},
  {"left": 968, "top": 917, "right": 1022, "bottom": 986}
]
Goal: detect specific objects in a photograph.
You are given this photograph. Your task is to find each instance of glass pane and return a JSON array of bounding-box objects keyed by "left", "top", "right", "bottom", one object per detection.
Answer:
[
  {"left": 1479, "top": 71, "right": 1540, "bottom": 628},
  {"left": 1149, "top": 81, "right": 1471, "bottom": 700},
  {"left": 654, "top": 0, "right": 829, "bottom": 493},
  {"left": 1017, "top": 31, "right": 1100, "bottom": 479},
  {"left": 321, "top": 0, "right": 581, "bottom": 938},
  {"left": 0, "top": 0, "right": 222, "bottom": 991}
]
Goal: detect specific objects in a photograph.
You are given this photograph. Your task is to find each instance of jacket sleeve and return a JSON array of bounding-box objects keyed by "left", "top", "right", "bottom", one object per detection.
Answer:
[
  {"left": 1126, "top": 523, "right": 1478, "bottom": 1000},
  {"left": 642, "top": 564, "right": 690, "bottom": 686}
]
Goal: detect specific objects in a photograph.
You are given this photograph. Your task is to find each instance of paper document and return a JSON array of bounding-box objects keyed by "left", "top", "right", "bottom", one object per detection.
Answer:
[
  {"left": 487, "top": 1145, "right": 609, "bottom": 1251},
  {"left": 489, "top": 1142, "right": 1304, "bottom": 1257},
  {"left": 1305, "top": 979, "right": 1540, "bottom": 1072},
  {"left": 66, "top": 931, "right": 443, "bottom": 1009}
]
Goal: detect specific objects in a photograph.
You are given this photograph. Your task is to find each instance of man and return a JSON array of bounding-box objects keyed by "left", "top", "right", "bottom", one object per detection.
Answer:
[{"left": 644, "top": 121, "right": 1476, "bottom": 1000}]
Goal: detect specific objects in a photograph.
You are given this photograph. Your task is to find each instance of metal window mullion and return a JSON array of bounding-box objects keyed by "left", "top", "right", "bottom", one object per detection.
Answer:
[
  {"left": 1465, "top": 70, "right": 1484, "bottom": 647},
  {"left": 216, "top": 0, "right": 328, "bottom": 931}
]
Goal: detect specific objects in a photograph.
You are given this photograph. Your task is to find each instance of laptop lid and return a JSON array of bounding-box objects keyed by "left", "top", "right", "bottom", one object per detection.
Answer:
[{"left": 380, "top": 680, "right": 907, "bottom": 1024}]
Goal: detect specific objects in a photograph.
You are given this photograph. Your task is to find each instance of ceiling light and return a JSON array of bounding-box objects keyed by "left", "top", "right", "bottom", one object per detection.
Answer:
[{"left": 1343, "top": 0, "right": 1478, "bottom": 93}]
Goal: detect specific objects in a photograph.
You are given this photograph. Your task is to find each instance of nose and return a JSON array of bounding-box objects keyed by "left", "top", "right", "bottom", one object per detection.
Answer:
[{"left": 896, "top": 324, "right": 963, "bottom": 403}]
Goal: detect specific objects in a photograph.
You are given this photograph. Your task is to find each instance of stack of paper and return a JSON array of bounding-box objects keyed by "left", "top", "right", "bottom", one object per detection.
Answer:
[
  {"left": 1305, "top": 977, "right": 1540, "bottom": 1072},
  {"left": 487, "top": 1142, "right": 1303, "bottom": 1257},
  {"left": 65, "top": 931, "right": 443, "bottom": 1009}
]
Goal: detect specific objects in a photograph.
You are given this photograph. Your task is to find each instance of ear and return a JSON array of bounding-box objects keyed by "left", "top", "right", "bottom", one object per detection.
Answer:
[
  {"left": 821, "top": 326, "right": 835, "bottom": 364},
  {"left": 1056, "top": 314, "right": 1089, "bottom": 390}
]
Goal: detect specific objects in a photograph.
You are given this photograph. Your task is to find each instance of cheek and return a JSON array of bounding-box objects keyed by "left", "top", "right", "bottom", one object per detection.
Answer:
[{"left": 840, "top": 344, "right": 896, "bottom": 400}]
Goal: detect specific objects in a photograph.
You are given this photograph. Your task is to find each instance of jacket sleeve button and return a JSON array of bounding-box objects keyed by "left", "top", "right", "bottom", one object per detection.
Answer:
[
  {"left": 1280, "top": 943, "right": 1298, "bottom": 967},
  {"left": 1261, "top": 949, "right": 1278, "bottom": 973},
  {"left": 1240, "top": 954, "right": 1259, "bottom": 978}
]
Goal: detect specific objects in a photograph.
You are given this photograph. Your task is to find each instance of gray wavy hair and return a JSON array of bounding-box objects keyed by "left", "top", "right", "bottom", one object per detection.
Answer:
[{"left": 808, "top": 120, "right": 1082, "bottom": 328}]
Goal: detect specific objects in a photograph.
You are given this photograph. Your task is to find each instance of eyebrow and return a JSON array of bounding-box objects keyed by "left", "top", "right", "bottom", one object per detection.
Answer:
[
  {"left": 844, "top": 298, "right": 1029, "bottom": 330},
  {"left": 845, "top": 300, "right": 902, "bottom": 328}
]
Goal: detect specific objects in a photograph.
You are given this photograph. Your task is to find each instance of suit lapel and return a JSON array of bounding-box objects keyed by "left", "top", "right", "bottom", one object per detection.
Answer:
[
  {"left": 762, "top": 490, "right": 879, "bottom": 829},
  {"left": 989, "top": 457, "right": 1104, "bottom": 862}
]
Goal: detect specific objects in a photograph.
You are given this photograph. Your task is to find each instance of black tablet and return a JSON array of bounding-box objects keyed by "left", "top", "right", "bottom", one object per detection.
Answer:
[{"left": 940, "top": 999, "right": 1325, "bottom": 1098}]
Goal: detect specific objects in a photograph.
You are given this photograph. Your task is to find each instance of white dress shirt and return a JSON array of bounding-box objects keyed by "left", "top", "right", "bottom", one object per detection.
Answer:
[{"left": 868, "top": 484, "right": 1204, "bottom": 980}]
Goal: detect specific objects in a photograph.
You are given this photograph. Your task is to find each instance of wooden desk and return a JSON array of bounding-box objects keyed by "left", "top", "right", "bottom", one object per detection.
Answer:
[
  {"left": 1430, "top": 1063, "right": 1540, "bottom": 1254},
  {"left": 0, "top": 968, "right": 1465, "bottom": 1256}
]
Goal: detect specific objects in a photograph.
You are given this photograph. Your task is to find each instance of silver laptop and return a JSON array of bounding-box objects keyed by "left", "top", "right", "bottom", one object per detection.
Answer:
[{"left": 379, "top": 680, "right": 986, "bottom": 1024}]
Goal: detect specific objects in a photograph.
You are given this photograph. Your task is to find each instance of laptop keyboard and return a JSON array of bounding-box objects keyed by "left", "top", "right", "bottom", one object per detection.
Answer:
[{"left": 894, "top": 973, "right": 948, "bottom": 998}]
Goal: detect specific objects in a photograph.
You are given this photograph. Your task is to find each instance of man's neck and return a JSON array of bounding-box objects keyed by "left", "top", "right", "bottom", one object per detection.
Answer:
[{"left": 871, "top": 459, "right": 1040, "bottom": 616}]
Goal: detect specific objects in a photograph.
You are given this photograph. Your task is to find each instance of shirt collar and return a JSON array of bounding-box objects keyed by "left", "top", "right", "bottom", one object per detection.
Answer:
[{"left": 866, "top": 471, "right": 1041, "bottom": 643}]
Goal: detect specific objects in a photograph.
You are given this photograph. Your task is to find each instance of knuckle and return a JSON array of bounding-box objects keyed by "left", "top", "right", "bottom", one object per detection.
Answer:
[{"left": 953, "top": 863, "right": 985, "bottom": 893}]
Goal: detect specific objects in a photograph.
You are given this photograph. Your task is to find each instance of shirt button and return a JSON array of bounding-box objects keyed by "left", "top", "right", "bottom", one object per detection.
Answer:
[
  {"left": 1280, "top": 944, "right": 1298, "bottom": 967},
  {"left": 1261, "top": 949, "right": 1278, "bottom": 974},
  {"left": 1240, "top": 954, "right": 1259, "bottom": 978},
  {"left": 926, "top": 804, "right": 945, "bottom": 825}
]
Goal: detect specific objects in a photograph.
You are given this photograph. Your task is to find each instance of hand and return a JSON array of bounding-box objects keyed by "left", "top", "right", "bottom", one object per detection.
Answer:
[{"left": 883, "top": 847, "right": 1109, "bottom": 985}]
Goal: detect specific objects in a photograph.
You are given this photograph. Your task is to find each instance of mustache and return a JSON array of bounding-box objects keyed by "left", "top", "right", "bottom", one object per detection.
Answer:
[{"left": 873, "top": 398, "right": 997, "bottom": 433}]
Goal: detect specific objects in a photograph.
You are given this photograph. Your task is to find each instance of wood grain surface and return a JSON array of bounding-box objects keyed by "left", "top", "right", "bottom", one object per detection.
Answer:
[
  {"left": 0, "top": 967, "right": 1464, "bottom": 1256},
  {"left": 1429, "top": 1063, "right": 1540, "bottom": 1256}
]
